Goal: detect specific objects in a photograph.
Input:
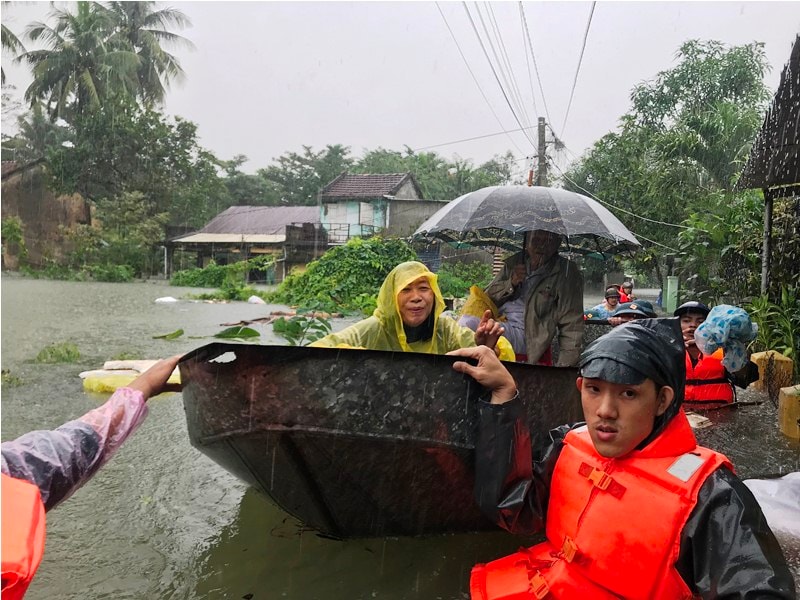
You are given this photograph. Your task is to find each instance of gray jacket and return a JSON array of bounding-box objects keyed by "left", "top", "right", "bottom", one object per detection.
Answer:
[{"left": 485, "top": 253, "right": 584, "bottom": 366}]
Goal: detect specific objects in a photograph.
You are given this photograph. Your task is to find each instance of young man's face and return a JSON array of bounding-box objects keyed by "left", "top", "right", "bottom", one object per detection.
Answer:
[
  {"left": 577, "top": 377, "right": 673, "bottom": 458},
  {"left": 397, "top": 276, "right": 435, "bottom": 327},
  {"left": 679, "top": 312, "right": 706, "bottom": 346}
]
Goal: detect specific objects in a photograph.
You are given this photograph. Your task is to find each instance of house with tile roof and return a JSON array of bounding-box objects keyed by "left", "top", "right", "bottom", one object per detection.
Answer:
[{"left": 319, "top": 172, "right": 444, "bottom": 243}]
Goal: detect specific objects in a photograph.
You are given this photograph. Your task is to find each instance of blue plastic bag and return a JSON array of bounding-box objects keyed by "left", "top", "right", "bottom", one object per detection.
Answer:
[{"left": 694, "top": 305, "right": 758, "bottom": 372}]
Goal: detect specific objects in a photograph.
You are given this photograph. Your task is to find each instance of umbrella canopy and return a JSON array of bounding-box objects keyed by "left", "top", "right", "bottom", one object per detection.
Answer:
[{"left": 413, "top": 185, "right": 640, "bottom": 256}]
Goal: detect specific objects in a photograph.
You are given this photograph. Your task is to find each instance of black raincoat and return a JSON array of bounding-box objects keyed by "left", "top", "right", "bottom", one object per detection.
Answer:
[{"left": 474, "top": 319, "right": 796, "bottom": 598}]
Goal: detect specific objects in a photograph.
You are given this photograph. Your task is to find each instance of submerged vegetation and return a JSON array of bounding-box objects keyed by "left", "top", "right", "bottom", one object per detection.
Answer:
[
  {"left": 34, "top": 342, "right": 81, "bottom": 363},
  {"left": 268, "top": 237, "right": 416, "bottom": 314}
]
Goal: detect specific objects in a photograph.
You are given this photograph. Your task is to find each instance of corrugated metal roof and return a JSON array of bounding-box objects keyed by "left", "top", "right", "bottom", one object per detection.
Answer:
[
  {"left": 198, "top": 205, "right": 319, "bottom": 235},
  {"left": 173, "top": 233, "right": 285, "bottom": 244},
  {"left": 320, "top": 172, "right": 421, "bottom": 199},
  {"left": 738, "top": 35, "right": 800, "bottom": 193}
]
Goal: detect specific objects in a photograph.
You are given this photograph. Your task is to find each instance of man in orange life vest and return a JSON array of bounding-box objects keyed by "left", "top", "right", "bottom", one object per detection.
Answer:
[
  {"left": 1, "top": 356, "right": 182, "bottom": 599},
  {"left": 447, "top": 319, "right": 794, "bottom": 599},
  {"left": 676, "top": 301, "right": 758, "bottom": 406}
]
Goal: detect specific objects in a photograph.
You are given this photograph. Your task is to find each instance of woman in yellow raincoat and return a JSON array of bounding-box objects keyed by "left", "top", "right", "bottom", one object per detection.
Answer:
[{"left": 311, "top": 261, "right": 514, "bottom": 360}]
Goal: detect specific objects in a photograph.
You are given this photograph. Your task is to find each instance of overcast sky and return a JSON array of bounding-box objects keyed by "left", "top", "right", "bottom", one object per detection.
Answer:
[{"left": 2, "top": 1, "right": 798, "bottom": 178}]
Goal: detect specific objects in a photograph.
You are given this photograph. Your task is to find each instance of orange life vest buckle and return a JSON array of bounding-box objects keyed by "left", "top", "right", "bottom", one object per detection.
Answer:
[
  {"left": 587, "top": 467, "right": 612, "bottom": 490},
  {"left": 528, "top": 571, "right": 550, "bottom": 599},
  {"left": 561, "top": 536, "right": 578, "bottom": 563}
]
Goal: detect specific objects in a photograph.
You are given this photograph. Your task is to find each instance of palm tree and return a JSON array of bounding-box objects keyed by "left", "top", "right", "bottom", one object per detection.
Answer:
[
  {"left": 18, "top": 2, "right": 139, "bottom": 121},
  {"left": 102, "top": 1, "right": 194, "bottom": 105},
  {"left": 1, "top": 21, "right": 25, "bottom": 85}
]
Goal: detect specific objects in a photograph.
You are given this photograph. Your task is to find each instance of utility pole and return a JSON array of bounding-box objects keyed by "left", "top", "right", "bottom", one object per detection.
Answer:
[{"left": 536, "top": 117, "right": 548, "bottom": 187}]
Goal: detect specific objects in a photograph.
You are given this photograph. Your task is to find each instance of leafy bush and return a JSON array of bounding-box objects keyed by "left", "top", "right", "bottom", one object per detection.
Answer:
[
  {"left": 436, "top": 260, "right": 493, "bottom": 298},
  {"left": 272, "top": 309, "right": 333, "bottom": 346},
  {"left": 2, "top": 216, "right": 27, "bottom": 262},
  {"left": 268, "top": 237, "right": 416, "bottom": 312},
  {"left": 35, "top": 342, "right": 81, "bottom": 363},
  {"left": 86, "top": 264, "right": 134, "bottom": 282},
  {"left": 747, "top": 286, "right": 800, "bottom": 382},
  {"left": 171, "top": 261, "right": 229, "bottom": 287}
]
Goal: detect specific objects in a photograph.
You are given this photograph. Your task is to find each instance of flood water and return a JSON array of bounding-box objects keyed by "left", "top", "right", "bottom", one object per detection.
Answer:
[{"left": 2, "top": 277, "right": 798, "bottom": 598}]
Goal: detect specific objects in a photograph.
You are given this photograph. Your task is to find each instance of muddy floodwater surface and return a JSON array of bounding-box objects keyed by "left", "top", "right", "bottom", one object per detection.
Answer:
[{"left": 2, "top": 277, "right": 798, "bottom": 598}]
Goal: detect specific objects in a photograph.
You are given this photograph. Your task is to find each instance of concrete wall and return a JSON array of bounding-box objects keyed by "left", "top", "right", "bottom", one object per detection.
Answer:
[
  {"left": 386, "top": 199, "right": 448, "bottom": 238},
  {"left": 394, "top": 180, "right": 422, "bottom": 200}
]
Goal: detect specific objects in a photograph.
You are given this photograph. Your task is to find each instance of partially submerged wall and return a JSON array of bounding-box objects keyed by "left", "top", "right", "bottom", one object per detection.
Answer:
[{"left": 1, "top": 163, "right": 92, "bottom": 269}]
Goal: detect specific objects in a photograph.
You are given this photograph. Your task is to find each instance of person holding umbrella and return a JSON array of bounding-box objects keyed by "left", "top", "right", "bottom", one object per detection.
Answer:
[{"left": 484, "top": 229, "right": 584, "bottom": 366}]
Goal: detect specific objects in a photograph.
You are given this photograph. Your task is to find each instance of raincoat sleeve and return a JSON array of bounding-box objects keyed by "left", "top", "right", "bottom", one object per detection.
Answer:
[
  {"left": 485, "top": 253, "right": 523, "bottom": 307},
  {"left": 1, "top": 387, "right": 149, "bottom": 512},
  {"left": 552, "top": 259, "right": 584, "bottom": 367},
  {"left": 676, "top": 466, "right": 796, "bottom": 598},
  {"left": 310, "top": 316, "right": 382, "bottom": 350},
  {"left": 474, "top": 395, "right": 574, "bottom": 534}
]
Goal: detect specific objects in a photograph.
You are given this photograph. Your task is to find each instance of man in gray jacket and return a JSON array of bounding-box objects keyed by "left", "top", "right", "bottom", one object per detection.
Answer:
[{"left": 485, "top": 229, "right": 584, "bottom": 366}]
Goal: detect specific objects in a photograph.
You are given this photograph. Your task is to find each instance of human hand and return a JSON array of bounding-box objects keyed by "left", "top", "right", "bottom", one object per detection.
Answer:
[
  {"left": 510, "top": 263, "right": 526, "bottom": 287},
  {"left": 474, "top": 309, "right": 505, "bottom": 352},
  {"left": 128, "top": 355, "right": 183, "bottom": 401},
  {"left": 608, "top": 317, "right": 623, "bottom": 327},
  {"left": 447, "top": 346, "right": 517, "bottom": 404}
]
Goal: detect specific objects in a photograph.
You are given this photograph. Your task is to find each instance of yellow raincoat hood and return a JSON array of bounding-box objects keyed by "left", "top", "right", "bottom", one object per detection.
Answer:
[
  {"left": 373, "top": 261, "right": 447, "bottom": 352},
  {"left": 312, "top": 261, "right": 514, "bottom": 359}
]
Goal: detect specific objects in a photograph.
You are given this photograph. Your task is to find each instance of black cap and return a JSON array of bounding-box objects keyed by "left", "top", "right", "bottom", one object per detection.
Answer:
[
  {"left": 581, "top": 357, "right": 646, "bottom": 384},
  {"left": 579, "top": 318, "right": 686, "bottom": 449},
  {"left": 674, "top": 301, "right": 710, "bottom": 318},
  {"left": 604, "top": 287, "right": 621, "bottom": 299}
]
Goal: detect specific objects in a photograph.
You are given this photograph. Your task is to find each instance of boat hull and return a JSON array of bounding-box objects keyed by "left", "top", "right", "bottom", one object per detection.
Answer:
[{"left": 180, "top": 343, "right": 582, "bottom": 538}]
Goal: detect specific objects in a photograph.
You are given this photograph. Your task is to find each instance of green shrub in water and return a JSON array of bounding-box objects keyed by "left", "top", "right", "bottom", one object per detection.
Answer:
[
  {"left": 1, "top": 370, "right": 24, "bottom": 387},
  {"left": 436, "top": 261, "right": 493, "bottom": 299},
  {"left": 35, "top": 342, "right": 81, "bottom": 364},
  {"left": 267, "top": 237, "right": 416, "bottom": 312}
]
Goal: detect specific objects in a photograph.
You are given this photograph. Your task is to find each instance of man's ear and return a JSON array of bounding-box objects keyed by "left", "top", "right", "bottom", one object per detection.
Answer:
[
  {"left": 575, "top": 376, "right": 583, "bottom": 392},
  {"left": 656, "top": 386, "right": 675, "bottom": 416}
]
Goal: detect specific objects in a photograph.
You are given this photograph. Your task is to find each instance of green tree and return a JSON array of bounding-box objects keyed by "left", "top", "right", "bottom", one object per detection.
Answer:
[
  {"left": 258, "top": 144, "right": 354, "bottom": 205},
  {"left": 563, "top": 40, "right": 771, "bottom": 299},
  {"left": 19, "top": 2, "right": 139, "bottom": 121},
  {"left": 1, "top": 102, "right": 72, "bottom": 162},
  {"left": 1, "top": 19, "right": 25, "bottom": 85},
  {"left": 102, "top": 1, "right": 194, "bottom": 105},
  {"left": 221, "top": 154, "right": 281, "bottom": 206}
]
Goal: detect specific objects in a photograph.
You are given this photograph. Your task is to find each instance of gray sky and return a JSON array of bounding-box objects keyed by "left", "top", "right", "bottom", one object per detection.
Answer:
[{"left": 2, "top": 1, "right": 799, "bottom": 177}]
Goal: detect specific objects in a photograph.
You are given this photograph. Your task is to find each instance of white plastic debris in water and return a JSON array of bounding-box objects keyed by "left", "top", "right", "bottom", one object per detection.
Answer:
[
  {"left": 155, "top": 296, "right": 178, "bottom": 303},
  {"left": 744, "top": 472, "right": 800, "bottom": 536},
  {"left": 684, "top": 411, "right": 712, "bottom": 429},
  {"left": 247, "top": 295, "right": 266, "bottom": 304}
]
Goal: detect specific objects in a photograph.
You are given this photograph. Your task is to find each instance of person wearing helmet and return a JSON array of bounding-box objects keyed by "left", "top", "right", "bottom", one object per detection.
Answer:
[
  {"left": 447, "top": 320, "right": 794, "bottom": 599},
  {"left": 675, "top": 301, "right": 757, "bottom": 406},
  {"left": 589, "top": 287, "right": 621, "bottom": 319},
  {"left": 608, "top": 301, "right": 649, "bottom": 326}
]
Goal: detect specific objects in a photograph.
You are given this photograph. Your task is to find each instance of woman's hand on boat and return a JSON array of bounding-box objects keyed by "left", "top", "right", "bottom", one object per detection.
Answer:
[
  {"left": 474, "top": 309, "right": 505, "bottom": 353},
  {"left": 128, "top": 355, "right": 183, "bottom": 400},
  {"left": 447, "top": 346, "right": 517, "bottom": 404}
]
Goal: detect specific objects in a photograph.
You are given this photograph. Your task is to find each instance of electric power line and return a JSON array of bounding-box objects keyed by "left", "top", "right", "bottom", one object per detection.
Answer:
[
  {"left": 463, "top": 1, "right": 536, "bottom": 151},
  {"left": 560, "top": 1, "right": 596, "bottom": 138},
  {"left": 435, "top": 2, "right": 527, "bottom": 156},
  {"left": 413, "top": 125, "right": 536, "bottom": 152},
  {"left": 519, "top": 2, "right": 553, "bottom": 127}
]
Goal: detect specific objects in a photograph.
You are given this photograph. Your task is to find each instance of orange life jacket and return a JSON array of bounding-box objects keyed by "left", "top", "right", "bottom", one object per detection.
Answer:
[
  {"left": 2, "top": 473, "right": 46, "bottom": 600},
  {"left": 684, "top": 350, "right": 733, "bottom": 404},
  {"left": 470, "top": 413, "right": 731, "bottom": 600}
]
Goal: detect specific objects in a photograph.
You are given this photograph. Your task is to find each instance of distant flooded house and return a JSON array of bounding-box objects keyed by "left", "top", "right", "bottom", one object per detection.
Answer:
[
  {"left": 319, "top": 172, "right": 445, "bottom": 243},
  {"left": 168, "top": 205, "right": 324, "bottom": 283}
]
